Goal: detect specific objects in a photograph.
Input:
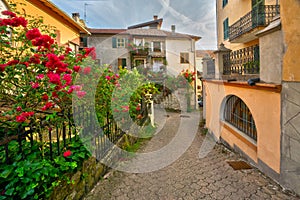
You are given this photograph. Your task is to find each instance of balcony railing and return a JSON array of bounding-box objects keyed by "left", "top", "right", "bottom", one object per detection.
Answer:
[
  {"left": 229, "top": 5, "right": 280, "bottom": 41},
  {"left": 223, "top": 45, "right": 259, "bottom": 75}
]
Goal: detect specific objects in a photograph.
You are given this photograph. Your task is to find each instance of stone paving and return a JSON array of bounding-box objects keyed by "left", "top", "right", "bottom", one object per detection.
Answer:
[{"left": 84, "top": 112, "right": 299, "bottom": 200}]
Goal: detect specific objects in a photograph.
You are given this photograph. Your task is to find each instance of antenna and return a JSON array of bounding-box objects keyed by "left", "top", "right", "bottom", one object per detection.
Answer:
[{"left": 84, "top": 3, "right": 92, "bottom": 23}]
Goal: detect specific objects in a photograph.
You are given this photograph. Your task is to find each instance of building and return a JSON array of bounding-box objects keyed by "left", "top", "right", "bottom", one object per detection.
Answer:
[
  {"left": 203, "top": 0, "right": 300, "bottom": 195},
  {"left": 81, "top": 16, "right": 201, "bottom": 78},
  {"left": 3, "top": 0, "right": 89, "bottom": 51}
]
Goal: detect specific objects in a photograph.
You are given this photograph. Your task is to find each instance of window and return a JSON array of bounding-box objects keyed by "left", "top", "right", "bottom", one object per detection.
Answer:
[
  {"left": 222, "top": 0, "right": 228, "bottom": 7},
  {"left": 112, "top": 37, "right": 126, "bottom": 48},
  {"left": 223, "top": 18, "right": 229, "bottom": 40},
  {"left": 153, "top": 41, "right": 161, "bottom": 52},
  {"left": 118, "top": 58, "right": 126, "bottom": 68},
  {"left": 180, "top": 53, "right": 189, "bottom": 64},
  {"left": 224, "top": 96, "right": 257, "bottom": 141}
]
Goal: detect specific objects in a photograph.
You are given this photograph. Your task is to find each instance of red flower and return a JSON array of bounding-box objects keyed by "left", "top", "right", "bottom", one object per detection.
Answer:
[
  {"left": 1, "top": 10, "right": 16, "bottom": 18},
  {"left": 83, "top": 67, "right": 91, "bottom": 75},
  {"left": 41, "top": 102, "right": 54, "bottom": 111},
  {"left": 65, "top": 47, "right": 72, "bottom": 54},
  {"left": 30, "top": 82, "right": 39, "bottom": 89},
  {"left": 84, "top": 47, "right": 96, "bottom": 60},
  {"left": 47, "top": 73, "right": 61, "bottom": 85},
  {"left": 16, "top": 115, "right": 26, "bottom": 123},
  {"left": 136, "top": 105, "right": 141, "bottom": 111},
  {"left": 121, "top": 105, "right": 129, "bottom": 112},
  {"left": 105, "top": 76, "right": 111, "bottom": 81},
  {"left": 26, "top": 28, "right": 41, "bottom": 40},
  {"left": 30, "top": 54, "right": 41, "bottom": 64},
  {"left": 42, "top": 94, "right": 49, "bottom": 101},
  {"left": 63, "top": 150, "right": 72, "bottom": 157},
  {"left": 73, "top": 66, "right": 81, "bottom": 72},
  {"left": 7, "top": 60, "right": 19, "bottom": 66},
  {"left": 52, "top": 91, "right": 58, "bottom": 98},
  {"left": 16, "top": 106, "right": 22, "bottom": 112},
  {"left": 76, "top": 91, "right": 86, "bottom": 98},
  {"left": 0, "top": 64, "right": 7, "bottom": 72},
  {"left": 36, "top": 74, "right": 44, "bottom": 80},
  {"left": 63, "top": 74, "right": 72, "bottom": 86}
]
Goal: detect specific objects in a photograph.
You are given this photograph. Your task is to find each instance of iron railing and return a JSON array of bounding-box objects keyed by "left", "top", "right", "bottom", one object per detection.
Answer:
[
  {"left": 0, "top": 101, "right": 150, "bottom": 164},
  {"left": 229, "top": 5, "right": 280, "bottom": 41},
  {"left": 223, "top": 44, "right": 259, "bottom": 75}
]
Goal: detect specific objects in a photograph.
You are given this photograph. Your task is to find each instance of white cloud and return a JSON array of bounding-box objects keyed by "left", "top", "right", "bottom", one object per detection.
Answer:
[{"left": 51, "top": 0, "right": 217, "bottom": 49}]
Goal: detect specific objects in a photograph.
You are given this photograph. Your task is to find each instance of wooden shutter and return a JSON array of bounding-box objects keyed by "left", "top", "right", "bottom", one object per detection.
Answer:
[{"left": 112, "top": 37, "right": 117, "bottom": 48}]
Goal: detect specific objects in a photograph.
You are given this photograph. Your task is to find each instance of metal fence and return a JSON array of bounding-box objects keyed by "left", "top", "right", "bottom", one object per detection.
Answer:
[
  {"left": 223, "top": 44, "right": 260, "bottom": 75},
  {"left": 0, "top": 101, "right": 150, "bottom": 164}
]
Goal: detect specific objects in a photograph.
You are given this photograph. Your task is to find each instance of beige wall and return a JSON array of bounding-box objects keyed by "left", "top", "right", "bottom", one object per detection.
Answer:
[
  {"left": 11, "top": 0, "right": 81, "bottom": 45},
  {"left": 204, "top": 80, "right": 281, "bottom": 173},
  {"left": 281, "top": 0, "right": 300, "bottom": 81},
  {"left": 166, "top": 39, "right": 195, "bottom": 77}
]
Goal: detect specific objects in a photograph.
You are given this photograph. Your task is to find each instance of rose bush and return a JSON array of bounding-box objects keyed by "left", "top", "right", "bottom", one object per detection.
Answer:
[{"left": 0, "top": 10, "right": 95, "bottom": 135}]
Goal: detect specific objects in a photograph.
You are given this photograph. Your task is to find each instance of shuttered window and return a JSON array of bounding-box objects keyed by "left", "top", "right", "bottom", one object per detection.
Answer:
[
  {"left": 222, "top": 0, "right": 228, "bottom": 7},
  {"left": 223, "top": 18, "right": 229, "bottom": 40}
]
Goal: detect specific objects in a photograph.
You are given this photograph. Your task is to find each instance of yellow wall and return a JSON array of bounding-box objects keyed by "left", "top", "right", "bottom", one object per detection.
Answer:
[
  {"left": 217, "top": 0, "right": 278, "bottom": 50},
  {"left": 204, "top": 80, "right": 281, "bottom": 173},
  {"left": 281, "top": 0, "right": 300, "bottom": 81},
  {"left": 10, "top": 0, "right": 80, "bottom": 45}
]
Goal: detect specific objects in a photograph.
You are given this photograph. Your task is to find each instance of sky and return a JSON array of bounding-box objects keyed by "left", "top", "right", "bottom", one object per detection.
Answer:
[{"left": 50, "top": 0, "right": 217, "bottom": 50}]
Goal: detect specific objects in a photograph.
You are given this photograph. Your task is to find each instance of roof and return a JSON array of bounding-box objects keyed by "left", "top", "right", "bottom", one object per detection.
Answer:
[
  {"left": 128, "top": 18, "right": 163, "bottom": 29},
  {"left": 88, "top": 28, "right": 127, "bottom": 35},
  {"left": 87, "top": 28, "right": 201, "bottom": 41},
  {"left": 196, "top": 50, "right": 215, "bottom": 58},
  {"left": 28, "top": 0, "right": 90, "bottom": 34}
]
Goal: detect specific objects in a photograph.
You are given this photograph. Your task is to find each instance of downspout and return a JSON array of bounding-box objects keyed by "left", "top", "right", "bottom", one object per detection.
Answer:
[{"left": 193, "top": 39, "right": 197, "bottom": 110}]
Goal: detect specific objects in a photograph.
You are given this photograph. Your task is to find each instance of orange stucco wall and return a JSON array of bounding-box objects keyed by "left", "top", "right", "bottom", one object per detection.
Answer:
[
  {"left": 281, "top": 0, "right": 300, "bottom": 81},
  {"left": 204, "top": 80, "right": 281, "bottom": 173},
  {"left": 10, "top": 0, "right": 80, "bottom": 45}
]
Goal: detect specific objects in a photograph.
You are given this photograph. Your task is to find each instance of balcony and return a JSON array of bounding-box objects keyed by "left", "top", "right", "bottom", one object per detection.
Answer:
[
  {"left": 223, "top": 44, "right": 260, "bottom": 76},
  {"left": 229, "top": 5, "right": 280, "bottom": 43}
]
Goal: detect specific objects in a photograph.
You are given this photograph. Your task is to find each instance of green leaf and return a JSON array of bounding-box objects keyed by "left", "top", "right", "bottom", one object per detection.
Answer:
[
  {"left": 5, "top": 188, "right": 14, "bottom": 196},
  {"left": 0, "top": 167, "right": 13, "bottom": 179}
]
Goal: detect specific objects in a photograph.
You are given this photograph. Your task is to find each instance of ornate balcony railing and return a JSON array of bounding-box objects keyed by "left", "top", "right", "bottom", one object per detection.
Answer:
[
  {"left": 223, "top": 45, "right": 260, "bottom": 75},
  {"left": 229, "top": 5, "right": 280, "bottom": 41}
]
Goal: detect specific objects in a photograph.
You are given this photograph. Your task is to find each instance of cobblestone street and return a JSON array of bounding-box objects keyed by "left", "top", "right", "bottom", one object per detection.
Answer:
[{"left": 84, "top": 112, "right": 299, "bottom": 200}]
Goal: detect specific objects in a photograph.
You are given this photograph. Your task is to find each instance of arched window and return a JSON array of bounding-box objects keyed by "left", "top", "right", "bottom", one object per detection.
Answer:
[{"left": 224, "top": 95, "right": 257, "bottom": 141}]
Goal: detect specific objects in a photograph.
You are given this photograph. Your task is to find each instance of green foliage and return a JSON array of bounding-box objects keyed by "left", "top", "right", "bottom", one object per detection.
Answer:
[{"left": 0, "top": 138, "right": 91, "bottom": 199}]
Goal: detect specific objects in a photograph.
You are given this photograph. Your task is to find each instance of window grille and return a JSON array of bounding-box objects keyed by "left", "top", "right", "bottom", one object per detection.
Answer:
[{"left": 224, "top": 96, "right": 257, "bottom": 141}]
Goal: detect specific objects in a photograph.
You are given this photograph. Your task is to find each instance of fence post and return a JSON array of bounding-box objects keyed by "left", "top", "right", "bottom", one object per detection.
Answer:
[{"left": 213, "top": 43, "right": 231, "bottom": 79}]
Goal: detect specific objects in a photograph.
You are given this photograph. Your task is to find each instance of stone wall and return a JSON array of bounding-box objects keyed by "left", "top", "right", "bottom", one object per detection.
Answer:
[
  {"left": 49, "top": 157, "right": 105, "bottom": 200},
  {"left": 280, "top": 82, "right": 300, "bottom": 194}
]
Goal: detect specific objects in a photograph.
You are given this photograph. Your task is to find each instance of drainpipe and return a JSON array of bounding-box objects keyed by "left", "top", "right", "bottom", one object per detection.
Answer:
[
  {"left": 193, "top": 39, "right": 197, "bottom": 110},
  {"left": 276, "top": 0, "right": 279, "bottom": 15}
]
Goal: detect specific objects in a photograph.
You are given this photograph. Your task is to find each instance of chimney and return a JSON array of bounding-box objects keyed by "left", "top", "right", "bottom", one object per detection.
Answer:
[
  {"left": 171, "top": 25, "right": 176, "bottom": 33},
  {"left": 72, "top": 13, "right": 80, "bottom": 22},
  {"left": 153, "top": 15, "right": 158, "bottom": 20}
]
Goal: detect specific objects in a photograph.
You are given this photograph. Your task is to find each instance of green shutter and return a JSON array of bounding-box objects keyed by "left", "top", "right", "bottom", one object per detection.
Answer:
[
  {"left": 223, "top": 18, "right": 229, "bottom": 40},
  {"left": 122, "top": 58, "right": 126, "bottom": 67},
  {"left": 112, "top": 37, "right": 117, "bottom": 48}
]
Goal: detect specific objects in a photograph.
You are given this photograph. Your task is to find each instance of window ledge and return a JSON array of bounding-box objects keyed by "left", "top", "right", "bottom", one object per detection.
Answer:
[{"left": 220, "top": 121, "right": 257, "bottom": 152}]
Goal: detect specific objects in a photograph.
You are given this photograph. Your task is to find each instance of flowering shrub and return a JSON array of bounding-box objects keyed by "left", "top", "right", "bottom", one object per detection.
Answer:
[
  {"left": 0, "top": 10, "right": 95, "bottom": 133},
  {"left": 179, "top": 69, "right": 196, "bottom": 84},
  {"left": 94, "top": 66, "right": 158, "bottom": 128},
  {"left": 0, "top": 9, "right": 94, "bottom": 199}
]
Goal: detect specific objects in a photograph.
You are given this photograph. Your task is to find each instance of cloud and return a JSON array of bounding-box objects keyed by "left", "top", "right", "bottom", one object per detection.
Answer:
[{"left": 51, "top": 0, "right": 217, "bottom": 49}]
